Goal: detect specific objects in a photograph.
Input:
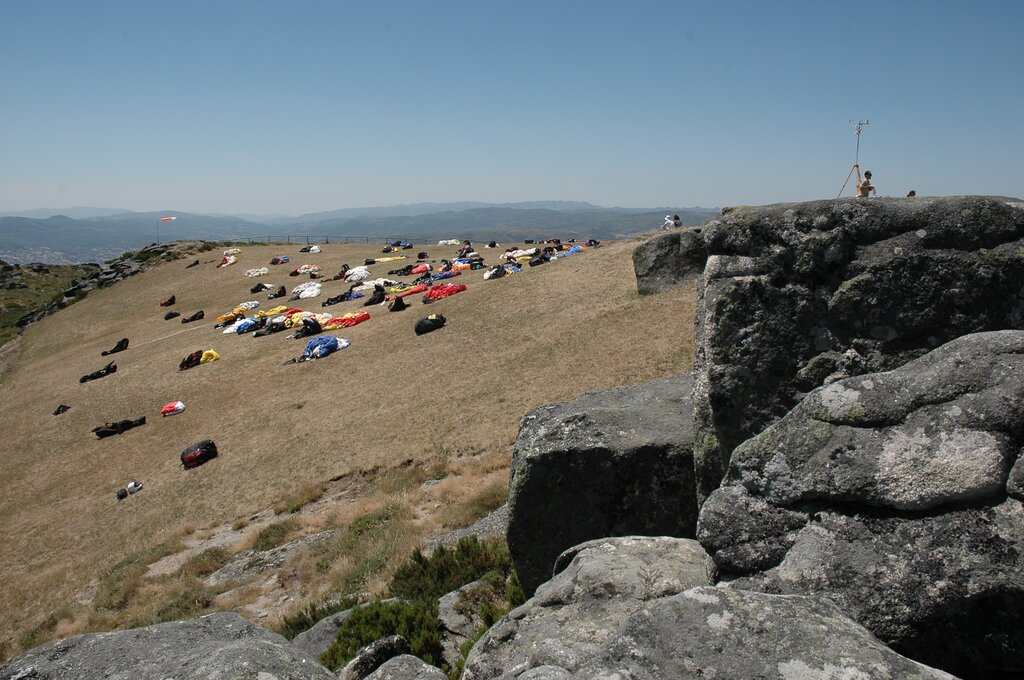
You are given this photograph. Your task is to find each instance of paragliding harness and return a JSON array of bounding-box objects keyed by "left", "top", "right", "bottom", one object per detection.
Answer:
[
  {"left": 80, "top": 361, "right": 117, "bottom": 383},
  {"left": 179, "top": 351, "right": 203, "bottom": 371},
  {"left": 268, "top": 285, "right": 286, "bottom": 299},
  {"left": 364, "top": 284, "right": 386, "bottom": 306},
  {"left": 101, "top": 338, "right": 129, "bottom": 356},
  {"left": 160, "top": 295, "right": 176, "bottom": 307},
  {"left": 164, "top": 311, "right": 181, "bottom": 320},
  {"left": 92, "top": 416, "right": 146, "bottom": 439},
  {"left": 293, "top": 316, "right": 323, "bottom": 339},
  {"left": 181, "top": 310, "right": 205, "bottom": 324},
  {"left": 181, "top": 440, "right": 218, "bottom": 469},
  {"left": 415, "top": 314, "right": 446, "bottom": 336}
]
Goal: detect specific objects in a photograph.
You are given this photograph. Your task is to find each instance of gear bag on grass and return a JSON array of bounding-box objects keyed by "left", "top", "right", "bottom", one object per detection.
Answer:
[
  {"left": 181, "top": 440, "right": 218, "bottom": 469},
  {"left": 415, "top": 313, "right": 446, "bottom": 335}
]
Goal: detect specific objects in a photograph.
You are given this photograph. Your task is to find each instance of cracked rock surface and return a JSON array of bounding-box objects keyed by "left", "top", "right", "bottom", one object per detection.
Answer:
[
  {"left": 691, "top": 196, "right": 1024, "bottom": 501},
  {"left": 506, "top": 374, "right": 697, "bottom": 596},
  {"left": 698, "top": 330, "right": 1024, "bottom": 679},
  {"left": 463, "top": 537, "right": 954, "bottom": 680}
]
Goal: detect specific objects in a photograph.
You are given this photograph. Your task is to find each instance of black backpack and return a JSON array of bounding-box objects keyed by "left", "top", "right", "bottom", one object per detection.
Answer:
[{"left": 181, "top": 440, "right": 218, "bottom": 469}]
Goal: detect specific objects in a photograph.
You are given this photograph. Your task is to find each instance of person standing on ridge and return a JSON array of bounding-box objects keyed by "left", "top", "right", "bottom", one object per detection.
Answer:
[{"left": 854, "top": 164, "right": 876, "bottom": 197}]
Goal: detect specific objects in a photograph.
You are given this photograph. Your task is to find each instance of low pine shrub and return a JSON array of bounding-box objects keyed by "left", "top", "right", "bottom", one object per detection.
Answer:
[
  {"left": 277, "top": 596, "right": 357, "bottom": 640},
  {"left": 320, "top": 599, "right": 444, "bottom": 671},
  {"left": 388, "top": 536, "right": 513, "bottom": 601}
]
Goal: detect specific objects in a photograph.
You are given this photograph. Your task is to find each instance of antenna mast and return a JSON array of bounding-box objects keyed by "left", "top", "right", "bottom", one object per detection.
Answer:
[
  {"left": 851, "top": 118, "right": 869, "bottom": 165},
  {"left": 837, "top": 118, "right": 870, "bottom": 198}
]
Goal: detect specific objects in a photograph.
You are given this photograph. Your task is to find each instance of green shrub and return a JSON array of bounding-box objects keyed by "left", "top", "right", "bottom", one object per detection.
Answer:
[
  {"left": 320, "top": 599, "right": 444, "bottom": 671},
  {"left": 388, "top": 536, "right": 514, "bottom": 601},
  {"left": 253, "top": 518, "right": 297, "bottom": 552},
  {"left": 277, "top": 596, "right": 357, "bottom": 640}
]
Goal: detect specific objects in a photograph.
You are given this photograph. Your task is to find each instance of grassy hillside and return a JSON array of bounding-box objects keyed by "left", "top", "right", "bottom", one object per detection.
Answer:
[{"left": 0, "top": 237, "right": 697, "bottom": 659}]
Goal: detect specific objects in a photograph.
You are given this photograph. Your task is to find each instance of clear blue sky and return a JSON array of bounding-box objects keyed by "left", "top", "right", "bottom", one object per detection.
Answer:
[{"left": 2, "top": 1, "right": 1022, "bottom": 214}]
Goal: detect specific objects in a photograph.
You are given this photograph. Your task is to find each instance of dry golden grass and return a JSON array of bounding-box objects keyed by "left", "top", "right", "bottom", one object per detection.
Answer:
[{"left": 0, "top": 236, "right": 697, "bottom": 658}]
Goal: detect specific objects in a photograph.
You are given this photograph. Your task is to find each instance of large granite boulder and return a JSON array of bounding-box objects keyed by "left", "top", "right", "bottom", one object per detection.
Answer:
[
  {"left": 506, "top": 374, "right": 698, "bottom": 596},
  {"left": 464, "top": 537, "right": 953, "bottom": 680},
  {"left": 462, "top": 536, "right": 715, "bottom": 679},
  {"left": 0, "top": 612, "right": 336, "bottom": 679},
  {"left": 698, "top": 330, "right": 1024, "bottom": 679},
  {"left": 632, "top": 228, "right": 708, "bottom": 293},
  {"left": 574, "top": 587, "right": 957, "bottom": 680},
  {"left": 692, "top": 196, "right": 1024, "bottom": 501}
]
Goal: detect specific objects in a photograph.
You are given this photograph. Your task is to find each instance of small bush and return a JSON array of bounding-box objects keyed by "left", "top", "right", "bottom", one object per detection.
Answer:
[
  {"left": 253, "top": 518, "right": 298, "bottom": 552},
  {"left": 320, "top": 599, "right": 444, "bottom": 672},
  {"left": 179, "top": 547, "right": 231, "bottom": 578},
  {"left": 277, "top": 595, "right": 357, "bottom": 640},
  {"left": 197, "top": 242, "right": 215, "bottom": 252},
  {"left": 388, "top": 536, "right": 513, "bottom": 601}
]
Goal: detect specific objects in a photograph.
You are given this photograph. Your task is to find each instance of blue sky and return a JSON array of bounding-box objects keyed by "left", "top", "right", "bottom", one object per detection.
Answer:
[{"left": 1, "top": 1, "right": 1021, "bottom": 214}]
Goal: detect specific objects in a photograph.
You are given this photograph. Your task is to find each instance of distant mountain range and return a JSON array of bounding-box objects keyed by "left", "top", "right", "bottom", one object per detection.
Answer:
[{"left": 0, "top": 202, "right": 718, "bottom": 263}]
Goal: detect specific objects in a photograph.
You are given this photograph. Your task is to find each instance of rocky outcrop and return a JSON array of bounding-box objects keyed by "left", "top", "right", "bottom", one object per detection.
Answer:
[
  {"left": 438, "top": 580, "right": 485, "bottom": 670},
  {"left": 691, "top": 196, "right": 1024, "bottom": 501},
  {"left": 632, "top": 227, "right": 707, "bottom": 293},
  {"left": 463, "top": 536, "right": 714, "bottom": 679},
  {"left": 463, "top": 536, "right": 953, "bottom": 680},
  {"left": 698, "top": 330, "right": 1024, "bottom": 679},
  {"left": 208, "top": 530, "right": 334, "bottom": 585},
  {"left": 365, "top": 654, "right": 447, "bottom": 680},
  {"left": 506, "top": 374, "right": 698, "bottom": 596},
  {"left": 338, "top": 635, "right": 411, "bottom": 680},
  {"left": 0, "top": 611, "right": 336, "bottom": 679}
]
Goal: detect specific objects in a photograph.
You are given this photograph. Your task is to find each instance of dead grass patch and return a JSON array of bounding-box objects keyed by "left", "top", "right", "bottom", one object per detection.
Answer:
[
  {"left": 437, "top": 480, "right": 509, "bottom": 530},
  {"left": 273, "top": 481, "right": 328, "bottom": 515}
]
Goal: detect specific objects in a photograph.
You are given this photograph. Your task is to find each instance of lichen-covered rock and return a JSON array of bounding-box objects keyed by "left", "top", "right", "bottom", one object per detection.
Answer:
[
  {"left": 692, "top": 196, "right": 1024, "bottom": 501},
  {"left": 571, "top": 587, "right": 958, "bottom": 680},
  {"left": 438, "top": 580, "right": 484, "bottom": 670},
  {"left": 338, "top": 635, "right": 411, "bottom": 680},
  {"left": 507, "top": 374, "right": 698, "bottom": 596},
  {"left": 698, "top": 331, "right": 1024, "bottom": 679},
  {"left": 632, "top": 228, "right": 707, "bottom": 293},
  {"left": 0, "top": 612, "right": 336, "bottom": 679},
  {"left": 462, "top": 537, "right": 714, "bottom": 679},
  {"left": 364, "top": 654, "right": 447, "bottom": 679}
]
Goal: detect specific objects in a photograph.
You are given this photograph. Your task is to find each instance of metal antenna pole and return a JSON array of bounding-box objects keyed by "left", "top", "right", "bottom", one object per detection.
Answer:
[
  {"left": 837, "top": 119, "right": 870, "bottom": 199},
  {"left": 851, "top": 118, "right": 869, "bottom": 165}
]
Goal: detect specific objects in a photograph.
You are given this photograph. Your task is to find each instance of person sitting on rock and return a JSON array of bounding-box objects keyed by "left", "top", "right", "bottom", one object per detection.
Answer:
[{"left": 855, "top": 165, "right": 876, "bottom": 197}]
